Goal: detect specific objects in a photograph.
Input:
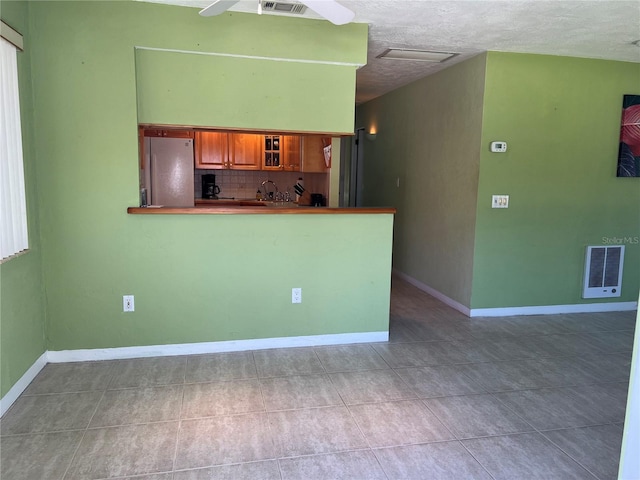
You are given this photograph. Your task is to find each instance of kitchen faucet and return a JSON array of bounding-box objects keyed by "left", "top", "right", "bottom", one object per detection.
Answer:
[{"left": 260, "top": 180, "right": 278, "bottom": 200}]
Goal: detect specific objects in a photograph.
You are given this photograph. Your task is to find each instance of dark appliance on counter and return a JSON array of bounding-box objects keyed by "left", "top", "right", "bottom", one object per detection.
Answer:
[
  {"left": 311, "top": 193, "right": 324, "bottom": 207},
  {"left": 202, "top": 174, "right": 221, "bottom": 199}
]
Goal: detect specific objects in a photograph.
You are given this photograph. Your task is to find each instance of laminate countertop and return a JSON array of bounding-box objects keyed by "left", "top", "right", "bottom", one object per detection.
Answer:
[{"left": 127, "top": 205, "right": 396, "bottom": 215}]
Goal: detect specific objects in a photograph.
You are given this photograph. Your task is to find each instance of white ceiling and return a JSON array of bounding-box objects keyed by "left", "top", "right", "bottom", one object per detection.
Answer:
[{"left": 142, "top": 0, "right": 640, "bottom": 104}]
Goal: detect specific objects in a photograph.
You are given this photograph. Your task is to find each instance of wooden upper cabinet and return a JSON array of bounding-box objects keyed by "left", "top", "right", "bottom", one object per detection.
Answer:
[
  {"left": 262, "top": 135, "right": 282, "bottom": 170},
  {"left": 196, "top": 132, "right": 261, "bottom": 170},
  {"left": 302, "top": 135, "right": 330, "bottom": 173},
  {"left": 164, "top": 130, "right": 194, "bottom": 138},
  {"left": 195, "top": 131, "right": 228, "bottom": 169},
  {"left": 144, "top": 129, "right": 194, "bottom": 138},
  {"left": 138, "top": 127, "right": 146, "bottom": 170},
  {"left": 283, "top": 136, "right": 301, "bottom": 171},
  {"left": 230, "top": 134, "right": 262, "bottom": 170},
  {"left": 262, "top": 135, "right": 301, "bottom": 171},
  {"left": 143, "top": 129, "right": 164, "bottom": 137}
]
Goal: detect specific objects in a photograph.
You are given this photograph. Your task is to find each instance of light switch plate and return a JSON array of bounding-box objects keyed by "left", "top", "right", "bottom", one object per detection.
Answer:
[
  {"left": 492, "top": 195, "right": 509, "bottom": 208},
  {"left": 123, "top": 295, "right": 135, "bottom": 312}
]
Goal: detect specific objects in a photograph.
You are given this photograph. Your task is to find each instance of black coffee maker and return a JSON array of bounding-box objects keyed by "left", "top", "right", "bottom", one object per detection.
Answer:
[{"left": 202, "top": 174, "right": 220, "bottom": 199}]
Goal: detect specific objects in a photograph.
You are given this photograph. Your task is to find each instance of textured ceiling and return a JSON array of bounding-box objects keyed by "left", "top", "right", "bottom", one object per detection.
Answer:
[{"left": 140, "top": 0, "right": 640, "bottom": 104}]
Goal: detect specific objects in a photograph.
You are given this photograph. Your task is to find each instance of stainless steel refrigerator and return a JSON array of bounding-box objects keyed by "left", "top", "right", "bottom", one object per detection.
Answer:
[{"left": 146, "top": 137, "right": 195, "bottom": 207}]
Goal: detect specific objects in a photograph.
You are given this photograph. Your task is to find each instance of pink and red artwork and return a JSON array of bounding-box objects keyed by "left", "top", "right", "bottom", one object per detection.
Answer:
[{"left": 617, "top": 94, "right": 640, "bottom": 177}]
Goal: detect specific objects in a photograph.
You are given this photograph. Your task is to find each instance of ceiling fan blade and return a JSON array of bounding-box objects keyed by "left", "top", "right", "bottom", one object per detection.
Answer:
[
  {"left": 299, "top": 0, "right": 355, "bottom": 25},
  {"left": 199, "top": 0, "right": 240, "bottom": 17}
]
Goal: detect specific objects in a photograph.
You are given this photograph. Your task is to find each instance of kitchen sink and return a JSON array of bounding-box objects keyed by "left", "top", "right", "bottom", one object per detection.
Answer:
[
  {"left": 234, "top": 198, "right": 299, "bottom": 207},
  {"left": 264, "top": 201, "right": 299, "bottom": 208},
  {"left": 195, "top": 199, "right": 298, "bottom": 208}
]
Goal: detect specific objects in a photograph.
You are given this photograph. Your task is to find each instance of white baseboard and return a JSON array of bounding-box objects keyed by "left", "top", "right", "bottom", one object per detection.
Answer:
[
  {"left": 470, "top": 302, "right": 638, "bottom": 317},
  {"left": 1, "top": 331, "right": 387, "bottom": 416},
  {"left": 46, "top": 331, "right": 389, "bottom": 363},
  {"left": 393, "top": 269, "right": 471, "bottom": 316},
  {"left": 1, "top": 352, "right": 47, "bottom": 417},
  {"left": 392, "top": 269, "right": 638, "bottom": 318}
]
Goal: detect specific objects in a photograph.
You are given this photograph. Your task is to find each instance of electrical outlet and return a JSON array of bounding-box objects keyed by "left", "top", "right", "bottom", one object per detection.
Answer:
[
  {"left": 292, "top": 288, "right": 302, "bottom": 304},
  {"left": 123, "top": 295, "right": 135, "bottom": 312},
  {"left": 491, "top": 195, "right": 509, "bottom": 208}
]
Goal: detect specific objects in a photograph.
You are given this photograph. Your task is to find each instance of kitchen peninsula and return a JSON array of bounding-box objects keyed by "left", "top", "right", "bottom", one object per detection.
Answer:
[
  {"left": 0, "top": 0, "right": 397, "bottom": 406},
  {"left": 128, "top": 206, "right": 395, "bottom": 214},
  {"left": 120, "top": 6, "right": 394, "bottom": 356}
]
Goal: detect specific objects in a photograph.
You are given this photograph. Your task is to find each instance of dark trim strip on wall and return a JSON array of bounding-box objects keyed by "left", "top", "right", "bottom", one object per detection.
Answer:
[{"left": 1, "top": 20, "right": 23, "bottom": 51}]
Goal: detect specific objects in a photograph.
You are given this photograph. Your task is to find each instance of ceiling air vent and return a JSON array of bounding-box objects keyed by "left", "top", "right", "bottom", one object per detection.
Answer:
[
  {"left": 377, "top": 49, "right": 458, "bottom": 63},
  {"left": 263, "top": 2, "right": 307, "bottom": 14}
]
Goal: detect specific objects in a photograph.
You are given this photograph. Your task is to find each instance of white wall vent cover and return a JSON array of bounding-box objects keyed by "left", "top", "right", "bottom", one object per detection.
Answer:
[
  {"left": 582, "top": 245, "right": 625, "bottom": 298},
  {"left": 263, "top": 2, "right": 307, "bottom": 14}
]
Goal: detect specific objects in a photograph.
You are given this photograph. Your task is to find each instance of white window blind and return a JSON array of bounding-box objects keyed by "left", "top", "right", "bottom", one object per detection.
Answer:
[{"left": 0, "top": 36, "right": 28, "bottom": 260}]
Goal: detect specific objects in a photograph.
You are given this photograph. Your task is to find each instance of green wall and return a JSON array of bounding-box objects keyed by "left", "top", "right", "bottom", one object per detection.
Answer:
[
  {"left": 472, "top": 53, "right": 640, "bottom": 308},
  {"left": 356, "top": 54, "right": 487, "bottom": 306},
  {"left": 0, "top": 1, "right": 47, "bottom": 397},
  {"left": 128, "top": 1, "right": 366, "bottom": 133},
  {"left": 23, "top": 1, "right": 391, "bottom": 353},
  {"left": 136, "top": 49, "right": 357, "bottom": 133},
  {"left": 358, "top": 51, "right": 639, "bottom": 310},
  {"left": 47, "top": 214, "right": 393, "bottom": 349}
]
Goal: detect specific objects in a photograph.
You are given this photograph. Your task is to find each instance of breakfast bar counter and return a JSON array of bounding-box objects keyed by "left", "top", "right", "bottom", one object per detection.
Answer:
[{"left": 127, "top": 206, "right": 396, "bottom": 215}]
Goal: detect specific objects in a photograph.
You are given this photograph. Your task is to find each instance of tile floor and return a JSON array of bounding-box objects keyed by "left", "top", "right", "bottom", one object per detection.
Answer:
[{"left": 1, "top": 277, "right": 635, "bottom": 479}]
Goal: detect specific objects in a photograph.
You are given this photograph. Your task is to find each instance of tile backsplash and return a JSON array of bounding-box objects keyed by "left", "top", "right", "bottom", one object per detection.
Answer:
[{"left": 194, "top": 170, "right": 328, "bottom": 201}]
